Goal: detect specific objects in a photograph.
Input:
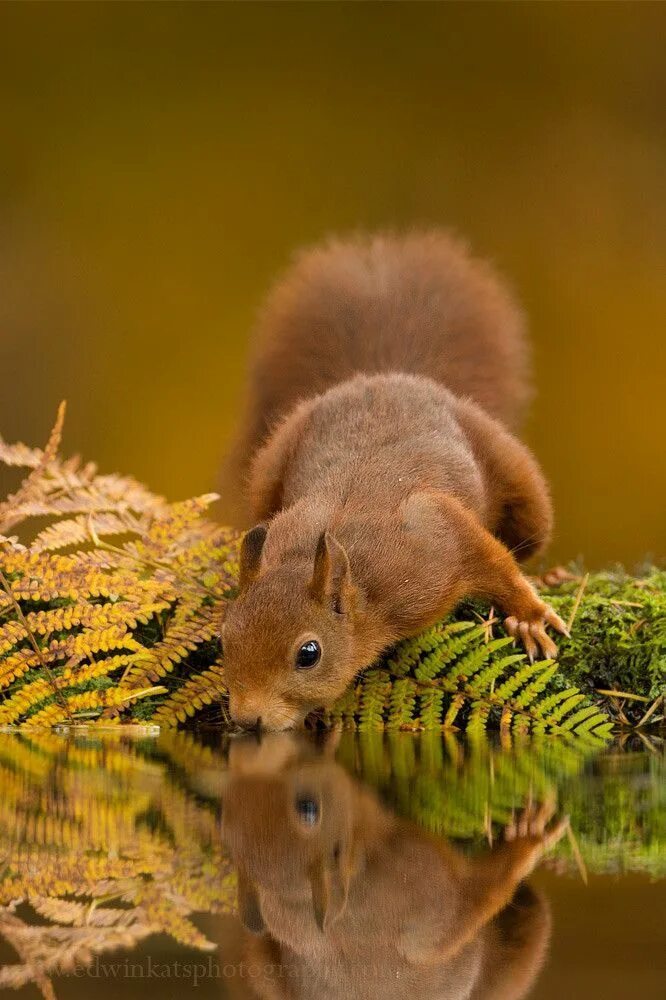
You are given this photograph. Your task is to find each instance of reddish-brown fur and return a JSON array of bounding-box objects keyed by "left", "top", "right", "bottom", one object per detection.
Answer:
[
  {"left": 218, "top": 734, "right": 563, "bottom": 1000},
  {"left": 222, "top": 231, "right": 566, "bottom": 730}
]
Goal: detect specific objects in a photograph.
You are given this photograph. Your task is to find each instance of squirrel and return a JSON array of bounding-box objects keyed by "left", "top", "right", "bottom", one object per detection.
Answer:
[
  {"left": 222, "top": 231, "right": 568, "bottom": 731},
  {"left": 218, "top": 732, "right": 564, "bottom": 1000}
]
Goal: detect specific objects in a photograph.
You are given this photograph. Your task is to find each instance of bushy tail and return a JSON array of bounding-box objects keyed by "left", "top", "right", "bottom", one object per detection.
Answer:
[{"left": 222, "top": 230, "right": 531, "bottom": 522}]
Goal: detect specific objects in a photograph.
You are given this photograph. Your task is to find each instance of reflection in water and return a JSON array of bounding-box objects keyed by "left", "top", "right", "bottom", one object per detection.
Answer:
[
  {"left": 221, "top": 734, "right": 563, "bottom": 999},
  {"left": 0, "top": 732, "right": 236, "bottom": 997},
  {"left": 0, "top": 730, "right": 663, "bottom": 998}
]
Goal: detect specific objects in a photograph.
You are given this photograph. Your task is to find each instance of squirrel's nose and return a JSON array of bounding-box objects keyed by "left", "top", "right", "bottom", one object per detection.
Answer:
[{"left": 230, "top": 709, "right": 262, "bottom": 731}]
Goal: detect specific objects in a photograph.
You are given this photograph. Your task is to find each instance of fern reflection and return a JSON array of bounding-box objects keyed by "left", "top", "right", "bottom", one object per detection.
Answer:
[
  {"left": 0, "top": 731, "right": 235, "bottom": 997},
  {"left": 0, "top": 730, "right": 663, "bottom": 997}
]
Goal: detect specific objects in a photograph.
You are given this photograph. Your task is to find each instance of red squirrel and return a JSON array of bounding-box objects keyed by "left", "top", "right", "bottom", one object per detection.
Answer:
[
  {"left": 222, "top": 231, "right": 567, "bottom": 730},
  {"left": 219, "top": 733, "right": 563, "bottom": 1000}
]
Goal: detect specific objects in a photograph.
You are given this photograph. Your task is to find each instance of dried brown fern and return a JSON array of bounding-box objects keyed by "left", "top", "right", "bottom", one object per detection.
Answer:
[{"left": 0, "top": 405, "right": 238, "bottom": 729}]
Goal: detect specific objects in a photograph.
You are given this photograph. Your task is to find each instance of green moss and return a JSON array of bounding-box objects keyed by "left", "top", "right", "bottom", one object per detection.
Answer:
[{"left": 536, "top": 567, "right": 666, "bottom": 701}]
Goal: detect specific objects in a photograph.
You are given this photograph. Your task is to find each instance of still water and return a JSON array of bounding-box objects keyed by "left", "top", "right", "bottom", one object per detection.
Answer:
[{"left": 0, "top": 730, "right": 664, "bottom": 999}]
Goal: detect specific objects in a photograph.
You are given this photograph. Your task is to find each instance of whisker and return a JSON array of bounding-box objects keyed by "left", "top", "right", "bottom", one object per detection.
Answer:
[{"left": 506, "top": 531, "right": 542, "bottom": 559}]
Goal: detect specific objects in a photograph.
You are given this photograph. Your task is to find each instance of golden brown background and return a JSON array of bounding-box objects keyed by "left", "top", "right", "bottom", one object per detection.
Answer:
[{"left": 0, "top": 2, "right": 664, "bottom": 568}]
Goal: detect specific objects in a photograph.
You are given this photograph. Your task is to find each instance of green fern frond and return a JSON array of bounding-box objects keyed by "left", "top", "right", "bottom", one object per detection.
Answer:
[
  {"left": 415, "top": 624, "right": 484, "bottom": 682},
  {"left": 358, "top": 669, "right": 392, "bottom": 731},
  {"left": 470, "top": 653, "right": 526, "bottom": 694},
  {"left": 386, "top": 677, "right": 419, "bottom": 730},
  {"left": 492, "top": 659, "right": 551, "bottom": 701},
  {"left": 330, "top": 632, "right": 614, "bottom": 738},
  {"left": 443, "top": 692, "right": 467, "bottom": 729}
]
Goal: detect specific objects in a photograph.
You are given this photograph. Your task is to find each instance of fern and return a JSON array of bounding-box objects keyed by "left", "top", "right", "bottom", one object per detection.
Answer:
[
  {"left": 0, "top": 407, "right": 237, "bottom": 730},
  {"left": 151, "top": 660, "right": 227, "bottom": 728},
  {"left": 0, "top": 407, "right": 664, "bottom": 733},
  {"left": 386, "top": 677, "right": 419, "bottom": 730},
  {"left": 329, "top": 637, "right": 614, "bottom": 740}
]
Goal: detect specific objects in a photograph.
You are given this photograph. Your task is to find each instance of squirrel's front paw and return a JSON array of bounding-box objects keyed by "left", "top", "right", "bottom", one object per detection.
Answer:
[
  {"left": 504, "top": 602, "right": 568, "bottom": 662},
  {"left": 502, "top": 798, "right": 569, "bottom": 882}
]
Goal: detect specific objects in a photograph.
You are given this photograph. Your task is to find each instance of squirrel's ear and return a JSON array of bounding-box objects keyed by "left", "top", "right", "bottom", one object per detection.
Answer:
[
  {"left": 310, "top": 531, "right": 354, "bottom": 614},
  {"left": 308, "top": 834, "right": 360, "bottom": 932},
  {"left": 237, "top": 868, "right": 265, "bottom": 934},
  {"left": 239, "top": 524, "right": 268, "bottom": 592}
]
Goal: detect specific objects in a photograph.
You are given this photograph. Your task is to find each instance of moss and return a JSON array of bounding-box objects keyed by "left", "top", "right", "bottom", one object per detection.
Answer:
[
  {"left": 454, "top": 566, "right": 666, "bottom": 726},
  {"left": 534, "top": 567, "right": 666, "bottom": 701}
]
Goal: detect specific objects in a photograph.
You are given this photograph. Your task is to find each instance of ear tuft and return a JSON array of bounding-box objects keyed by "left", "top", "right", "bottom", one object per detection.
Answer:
[{"left": 239, "top": 524, "right": 268, "bottom": 592}]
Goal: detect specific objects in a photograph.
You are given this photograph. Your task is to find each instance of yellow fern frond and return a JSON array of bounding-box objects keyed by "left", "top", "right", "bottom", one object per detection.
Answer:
[
  {"left": 151, "top": 661, "right": 227, "bottom": 728},
  {"left": 0, "top": 655, "right": 137, "bottom": 727},
  {"left": 21, "top": 686, "right": 166, "bottom": 729},
  {"left": 122, "top": 602, "right": 220, "bottom": 690},
  {"left": 0, "top": 438, "right": 43, "bottom": 469}
]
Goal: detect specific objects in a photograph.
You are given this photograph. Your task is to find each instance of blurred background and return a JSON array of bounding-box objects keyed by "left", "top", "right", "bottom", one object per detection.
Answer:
[{"left": 0, "top": 2, "right": 664, "bottom": 568}]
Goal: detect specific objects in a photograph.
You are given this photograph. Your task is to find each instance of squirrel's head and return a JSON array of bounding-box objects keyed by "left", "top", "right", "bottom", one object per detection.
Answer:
[
  {"left": 219, "top": 732, "right": 365, "bottom": 934},
  {"left": 222, "top": 526, "right": 369, "bottom": 731}
]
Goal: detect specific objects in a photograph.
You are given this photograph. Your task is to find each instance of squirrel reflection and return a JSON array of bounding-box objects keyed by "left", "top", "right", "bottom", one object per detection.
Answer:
[{"left": 218, "top": 734, "right": 567, "bottom": 1000}]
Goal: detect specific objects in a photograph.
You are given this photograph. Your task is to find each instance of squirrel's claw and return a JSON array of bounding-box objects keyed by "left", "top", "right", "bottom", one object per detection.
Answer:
[
  {"left": 504, "top": 606, "right": 565, "bottom": 661},
  {"left": 500, "top": 797, "right": 570, "bottom": 883},
  {"left": 544, "top": 606, "right": 570, "bottom": 639},
  {"left": 504, "top": 796, "right": 569, "bottom": 850}
]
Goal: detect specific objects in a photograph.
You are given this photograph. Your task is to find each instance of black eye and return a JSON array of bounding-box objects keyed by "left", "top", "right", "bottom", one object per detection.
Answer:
[
  {"left": 295, "top": 639, "right": 321, "bottom": 670},
  {"left": 295, "top": 796, "right": 320, "bottom": 826}
]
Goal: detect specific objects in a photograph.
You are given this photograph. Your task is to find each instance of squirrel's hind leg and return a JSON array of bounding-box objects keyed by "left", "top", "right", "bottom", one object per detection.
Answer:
[{"left": 451, "top": 398, "right": 553, "bottom": 563}]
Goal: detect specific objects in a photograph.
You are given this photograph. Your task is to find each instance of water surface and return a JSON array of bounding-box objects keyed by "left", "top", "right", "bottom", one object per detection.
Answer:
[{"left": 0, "top": 730, "right": 664, "bottom": 998}]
